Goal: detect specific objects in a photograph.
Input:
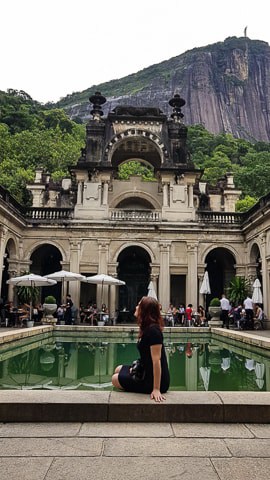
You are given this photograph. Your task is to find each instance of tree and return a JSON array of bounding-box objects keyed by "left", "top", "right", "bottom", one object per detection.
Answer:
[
  {"left": 118, "top": 161, "right": 155, "bottom": 181},
  {"left": 236, "top": 196, "right": 257, "bottom": 212}
]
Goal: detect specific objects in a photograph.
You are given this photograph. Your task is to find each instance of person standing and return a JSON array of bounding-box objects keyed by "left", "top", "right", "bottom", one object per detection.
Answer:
[
  {"left": 220, "top": 293, "right": 230, "bottom": 329},
  {"left": 243, "top": 295, "right": 254, "bottom": 329},
  {"left": 112, "top": 296, "right": 170, "bottom": 402},
  {"left": 185, "top": 304, "right": 193, "bottom": 326},
  {"left": 64, "top": 294, "right": 73, "bottom": 325}
]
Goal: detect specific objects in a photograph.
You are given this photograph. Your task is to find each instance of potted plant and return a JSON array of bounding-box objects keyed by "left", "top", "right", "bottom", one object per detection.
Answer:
[
  {"left": 208, "top": 297, "right": 222, "bottom": 327},
  {"left": 42, "top": 295, "right": 57, "bottom": 325}
]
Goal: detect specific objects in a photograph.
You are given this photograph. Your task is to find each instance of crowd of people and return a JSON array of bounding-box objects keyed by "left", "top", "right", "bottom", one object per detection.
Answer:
[
  {"left": 220, "top": 293, "right": 264, "bottom": 330},
  {"left": 162, "top": 295, "right": 265, "bottom": 331},
  {"left": 163, "top": 303, "right": 208, "bottom": 327},
  {"left": 0, "top": 292, "right": 265, "bottom": 331}
]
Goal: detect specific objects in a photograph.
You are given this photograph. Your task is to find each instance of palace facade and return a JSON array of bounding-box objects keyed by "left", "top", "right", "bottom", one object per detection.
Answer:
[{"left": 0, "top": 92, "right": 270, "bottom": 318}]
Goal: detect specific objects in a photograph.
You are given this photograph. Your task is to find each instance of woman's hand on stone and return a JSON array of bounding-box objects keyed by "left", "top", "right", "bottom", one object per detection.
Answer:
[{"left": 150, "top": 389, "right": 166, "bottom": 402}]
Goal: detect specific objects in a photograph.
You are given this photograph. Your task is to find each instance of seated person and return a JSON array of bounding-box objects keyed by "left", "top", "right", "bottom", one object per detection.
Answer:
[
  {"left": 99, "top": 303, "right": 109, "bottom": 324},
  {"left": 32, "top": 304, "right": 39, "bottom": 322},
  {"left": 57, "top": 305, "right": 64, "bottom": 323},
  {"left": 172, "top": 306, "right": 181, "bottom": 326},
  {"left": 197, "top": 305, "right": 206, "bottom": 326},
  {"left": 18, "top": 303, "right": 31, "bottom": 327},
  {"left": 178, "top": 304, "right": 186, "bottom": 325}
]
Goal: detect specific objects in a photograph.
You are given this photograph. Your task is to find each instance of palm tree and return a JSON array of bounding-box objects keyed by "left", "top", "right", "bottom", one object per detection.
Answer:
[{"left": 228, "top": 276, "right": 250, "bottom": 305}]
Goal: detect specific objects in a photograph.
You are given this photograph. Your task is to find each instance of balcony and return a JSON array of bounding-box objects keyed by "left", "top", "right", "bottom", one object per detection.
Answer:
[
  {"left": 198, "top": 211, "right": 243, "bottom": 224},
  {"left": 25, "top": 208, "right": 74, "bottom": 221},
  {"left": 111, "top": 210, "right": 160, "bottom": 222}
]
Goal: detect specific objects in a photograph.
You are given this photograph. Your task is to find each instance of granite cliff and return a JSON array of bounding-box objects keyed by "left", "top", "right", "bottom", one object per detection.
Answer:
[{"left": 57, "top": 37, "right": 270, "bottom": 142}]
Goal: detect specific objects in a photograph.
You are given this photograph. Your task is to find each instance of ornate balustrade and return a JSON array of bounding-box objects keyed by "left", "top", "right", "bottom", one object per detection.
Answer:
[
  {"left": 111, "top": 210, "right": 160, "bottom": 222},
  {"left": 25, "top": 208, "right": 74, "bottom": 221},
  {"left": 198, "top": 211, "right": 243, "bottom": 224}
]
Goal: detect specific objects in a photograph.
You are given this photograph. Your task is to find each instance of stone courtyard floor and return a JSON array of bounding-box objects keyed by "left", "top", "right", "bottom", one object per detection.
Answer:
[
  {"left": 1, "top": 421, "right": 270, "bottom": 479},
  {"left": 0, "top": 326, "right": 270, "bottom": 479}
]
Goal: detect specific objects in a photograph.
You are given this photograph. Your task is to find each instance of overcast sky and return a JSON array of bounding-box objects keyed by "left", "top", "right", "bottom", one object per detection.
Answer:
[{"left": 1, "top": 0, "right": 269, "bottom": 104}]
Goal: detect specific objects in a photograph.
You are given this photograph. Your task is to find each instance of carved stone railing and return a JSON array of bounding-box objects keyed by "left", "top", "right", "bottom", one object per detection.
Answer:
[
  {"left": 25, "top": 208, "right": 74, "bottom": 221},
  {"left": 198, "top": 211, "right": 243, "bottom": 224},
  {"left": 111, "top": 210, "right": 160, "bottom": 222}
]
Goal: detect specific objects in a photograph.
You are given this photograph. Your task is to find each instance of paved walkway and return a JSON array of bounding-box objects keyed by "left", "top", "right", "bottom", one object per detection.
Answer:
[{"left": 0, "top": 421, "right": 270, "bottom": 479}]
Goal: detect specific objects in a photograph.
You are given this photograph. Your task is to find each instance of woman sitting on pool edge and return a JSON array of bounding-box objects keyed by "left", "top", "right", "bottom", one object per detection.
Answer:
[{"left": 111, "top": 296, "right": 170, "bottom": 402}]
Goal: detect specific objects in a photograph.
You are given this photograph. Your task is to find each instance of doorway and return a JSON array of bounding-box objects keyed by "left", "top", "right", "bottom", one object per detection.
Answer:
[{"left": 117, "top": 246, "right": 151, "bottom": 314}]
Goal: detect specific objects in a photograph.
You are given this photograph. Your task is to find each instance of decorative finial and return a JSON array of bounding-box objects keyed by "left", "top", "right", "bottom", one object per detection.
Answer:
[
  {"left": 169, "top": 94, "right": 185, "bottom": 122},
  {"left": 89, "top": 91, "right": 106, "bottom": 120}
]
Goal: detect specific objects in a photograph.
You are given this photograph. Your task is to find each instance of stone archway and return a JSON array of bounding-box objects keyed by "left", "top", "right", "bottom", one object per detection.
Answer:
[
  {"left": 1, "top": 238, "right": 17, "bottom": 302},
  {"left": 30, "top": 244, "right": 62, "bottom": 302},
  {"left": 205, "top": 247, "right": 236, "bottom": 302},
  {"left": 117, "top": 246, "right": 151, "bottom": 316},
  {"left": 250, "top": 243, "right": 262, "bottom": 282}
]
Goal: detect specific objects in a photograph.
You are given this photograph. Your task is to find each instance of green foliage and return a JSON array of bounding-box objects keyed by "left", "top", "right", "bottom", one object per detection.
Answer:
[
  {"left": 1, "top": 85, "right": 270, "bottom": 205},
  {"left": 236, "top": 195, "right": 257, "bottom": 212},
  {"left": 0, "top": 90, "right": 84, "bottom": 202},
  {"left": 228, "top": 276, "right": 250, "bottom": 305},
  {"left": 118, "top": 161, "right": 155, "bottom": 181},
  {"left": 16, "top": 278, "right": 40, "bottom": 305},
  {"left": 209, "top": 297, "right": 220, "bottom": 307},
  {"left": 44, "top": 295, "right": 57, "bottom": 304}
]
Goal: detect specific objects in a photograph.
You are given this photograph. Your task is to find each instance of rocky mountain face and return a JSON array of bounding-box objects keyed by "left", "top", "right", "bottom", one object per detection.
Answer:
[{"left": 60, "top": 37, "right": 270, "bottom": 142}]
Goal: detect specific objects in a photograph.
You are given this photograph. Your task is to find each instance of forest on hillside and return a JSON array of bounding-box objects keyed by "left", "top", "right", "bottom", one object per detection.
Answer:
[{"left": 1, "top": 89, "right": 270, "bottom": 211}]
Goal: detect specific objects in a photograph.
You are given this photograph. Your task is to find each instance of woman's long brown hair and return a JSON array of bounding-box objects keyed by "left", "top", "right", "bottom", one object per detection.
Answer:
[{"left": 136, "top": 296, "right": 164, "bottom": 337}]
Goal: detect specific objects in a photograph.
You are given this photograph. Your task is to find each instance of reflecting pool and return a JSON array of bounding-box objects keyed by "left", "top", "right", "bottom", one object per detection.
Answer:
[{"left": 0, "top": 332, "right": 269, "bottom": 391}]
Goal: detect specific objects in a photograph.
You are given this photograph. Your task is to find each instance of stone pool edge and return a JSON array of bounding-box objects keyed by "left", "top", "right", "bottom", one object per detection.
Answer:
[
  {"left": 0, "top": 390, "right": 270, "bottom": 423},
  {"left": 0, "top": 325, "right": 270, "bottom": 423}
]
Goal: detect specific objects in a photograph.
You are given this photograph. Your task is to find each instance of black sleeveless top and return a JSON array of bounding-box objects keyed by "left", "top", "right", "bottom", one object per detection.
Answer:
[{"left": 118, "top": 324, "right": 170, "bottom": 394}]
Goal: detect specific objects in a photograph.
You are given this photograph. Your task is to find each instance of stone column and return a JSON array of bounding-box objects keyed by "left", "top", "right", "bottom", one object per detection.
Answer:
[
  {"left": 260, "top": 233, "right": 269, "bottom": 317},
  {"left": 77, "top": 181, "right": 83, "bottom": 205},
  {"left": 109, "top": 285, "right": 116, "bottom": 321},
  {"left": 98, "top": 241, "right": 110, "bottom": 307},
  {"left": 159, "top": 242, "right": 171, "bottom": 311},
  {"left": 69, "top": 240, "right": 82, "bottom": 309},
  {"left": 0, "top": 226, "right": 7, "bottom": 290},
  {"left": 102, "top": 182, "right": 109, "bottom": 206},
  {"left": 7, "top": 267, "right": 19, "bottom": 304},
  {"left": 188, "top": 184, "right": 194, "bottom": 208},
  {"left": 162, "top": 183, "right": 169, "bottom": 207},
  {"left": 186, "top": 243, "right": 198, "bottom": 308}
]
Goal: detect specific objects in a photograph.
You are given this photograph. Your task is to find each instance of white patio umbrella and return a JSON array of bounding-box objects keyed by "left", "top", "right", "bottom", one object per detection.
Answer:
[
  {"left": 252, "top": 278, "right": 263, "bottom": 304},
  {"left": 6, "top": 273, "right": 57, "bottom": 320},
  {"left": 200, "top": 271, "right": 211, "bottom": 309},
  {"left": 44, "top": 270, "right": 85, "bottom": 302},
  {"left": 200, "top": 271, "right": 211, "bottom": 295},
  {"left": 147, "top": 281, "right": 158, "bottom": 300},
  {"left": 83, "top": 274, "right": 125, "bottom": 308}
]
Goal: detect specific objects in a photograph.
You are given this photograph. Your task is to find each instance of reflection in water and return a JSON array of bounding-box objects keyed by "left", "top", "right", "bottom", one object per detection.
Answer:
[{"left": 0, "top": 336, "right": 269, "bottom": 391}]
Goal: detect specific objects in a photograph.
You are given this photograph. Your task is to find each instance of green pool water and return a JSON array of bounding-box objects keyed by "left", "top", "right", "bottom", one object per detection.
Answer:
[{"left": 0, "top": 332, "right": 269, "bottom": 391}]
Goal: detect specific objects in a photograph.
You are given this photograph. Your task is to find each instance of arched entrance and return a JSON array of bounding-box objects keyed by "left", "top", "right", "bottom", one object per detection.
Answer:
[
  {"left": 31, "top": 244, "right": 62, "bottom": 302},
  {"left": 117, "top": 246, "right": 151, "bottom": 314},
  {"left": 205, "top": 248, "right": 236, "bottom": 303},
  {"left": 250, "top": 243, "right": 262, "bottom": 282},
  {"left": 1, "top": 238, "right": 17, "bottom": 302}
]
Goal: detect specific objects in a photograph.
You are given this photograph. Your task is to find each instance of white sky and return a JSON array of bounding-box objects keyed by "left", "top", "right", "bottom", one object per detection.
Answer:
[{"left": 1, "top": 0, "right": 269, "bottom": 104}]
